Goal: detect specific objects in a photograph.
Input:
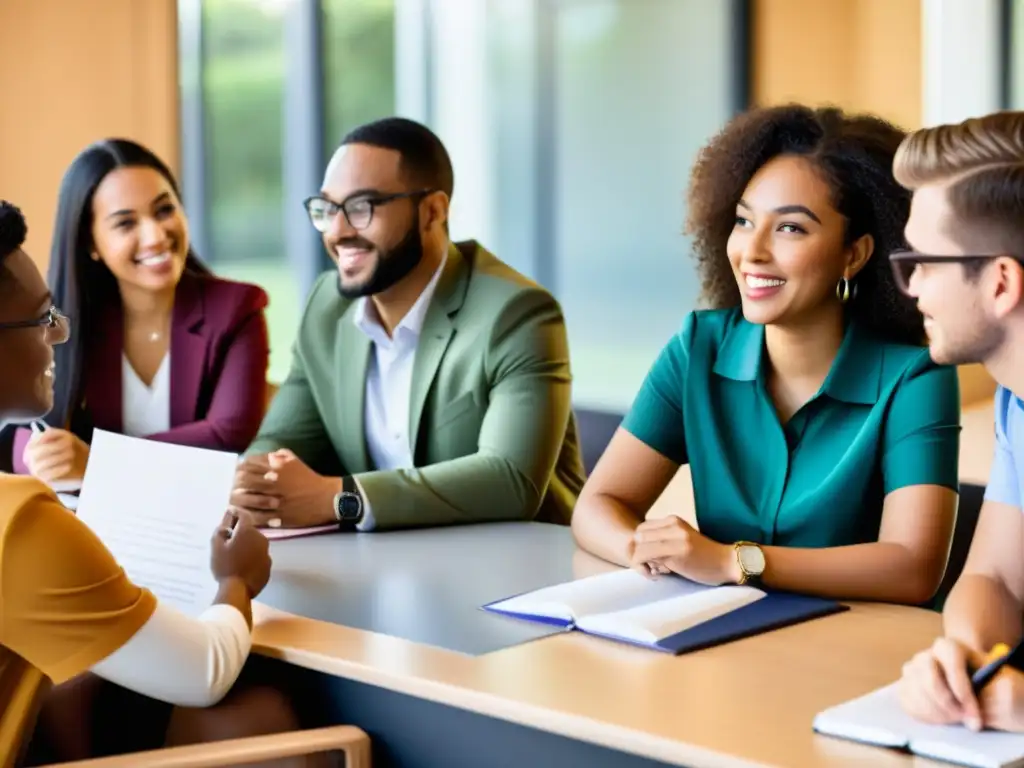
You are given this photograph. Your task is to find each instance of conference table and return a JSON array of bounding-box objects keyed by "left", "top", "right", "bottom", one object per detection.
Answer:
[{"left": 250, "top": 522, "right": 944, "bottom": 768}]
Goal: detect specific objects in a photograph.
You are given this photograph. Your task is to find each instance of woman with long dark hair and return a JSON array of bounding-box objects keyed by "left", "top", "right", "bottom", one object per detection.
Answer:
[
  {"left": 571, "top": 105, "right": 961, "bottom": 605},
  {"left": 9, "top": 139, "right": 269, "bottom": 483}
]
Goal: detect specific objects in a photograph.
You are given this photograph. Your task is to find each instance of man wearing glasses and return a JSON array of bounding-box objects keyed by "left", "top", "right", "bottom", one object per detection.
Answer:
[
  {"left": 231, "top": 117, "right": 585, "bottom": 532},
  {"left": 893, "top": 112, "right": 1024, "bottom": 732}
]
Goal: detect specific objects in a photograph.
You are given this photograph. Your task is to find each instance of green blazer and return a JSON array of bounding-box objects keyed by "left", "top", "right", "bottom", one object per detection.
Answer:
[{"left": 248, "top": 241, "right": 585, "bottom": 529}]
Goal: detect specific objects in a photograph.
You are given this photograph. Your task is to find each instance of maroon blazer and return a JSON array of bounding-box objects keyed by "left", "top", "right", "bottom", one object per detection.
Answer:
[{"left": 12, "top": 273, "right": 270, "bottom": 473}]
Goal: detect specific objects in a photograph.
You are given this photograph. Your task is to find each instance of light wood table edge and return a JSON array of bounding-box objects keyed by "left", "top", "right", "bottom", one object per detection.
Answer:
[{"left": 252, "top": 607, "right": 776, "bottom": 768}]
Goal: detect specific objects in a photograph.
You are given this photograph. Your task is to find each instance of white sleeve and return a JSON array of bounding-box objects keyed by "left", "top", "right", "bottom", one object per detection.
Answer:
[{"left": 90, "top": 601, "right": 252, "bottom": 708}]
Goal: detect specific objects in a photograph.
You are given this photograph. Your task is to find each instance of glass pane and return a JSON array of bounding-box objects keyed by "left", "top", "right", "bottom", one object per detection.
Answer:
[
  {"left": 487, "top": 0, "right": 542, "bottom": 280},
  {"left": 202, "top": 0, "right": 292, "bottom": 382},
  {"left": 551, "top": 0, "right": 736, "bottom": 411},
  {"left": 322, "top": 0, "right": 397, "bottom": 154},
  {"left": 1011, "top": 1, "right": 1024, "bottom": 108}
]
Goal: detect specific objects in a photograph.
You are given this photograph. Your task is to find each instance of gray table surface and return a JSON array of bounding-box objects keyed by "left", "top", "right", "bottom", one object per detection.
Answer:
[{"left": 258, "top": 522, "right": 580, "bottom": 655}]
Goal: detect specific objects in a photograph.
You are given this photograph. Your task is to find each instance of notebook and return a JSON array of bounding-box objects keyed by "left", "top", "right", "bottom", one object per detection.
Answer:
[
  {"left": 481, "top": 569, "right": 846, "bottom": 654},
  {"left": 813, "top": 682, "right": 1024, "bottom": 768}
]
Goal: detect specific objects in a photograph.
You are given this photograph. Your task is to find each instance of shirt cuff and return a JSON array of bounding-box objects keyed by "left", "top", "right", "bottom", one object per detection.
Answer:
[{"left": 352, "top": 476, "right": 375, "bottom": 531}]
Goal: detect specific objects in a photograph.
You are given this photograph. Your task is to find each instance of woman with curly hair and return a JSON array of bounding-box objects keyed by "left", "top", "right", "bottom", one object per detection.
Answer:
[{"left": 572, "top": 105, "right": 961, "bottom": 605}]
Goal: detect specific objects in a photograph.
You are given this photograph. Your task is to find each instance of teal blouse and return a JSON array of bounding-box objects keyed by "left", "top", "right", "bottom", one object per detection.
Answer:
[{"left": 621, "top": 308, "right": 961, "bottom": 548}]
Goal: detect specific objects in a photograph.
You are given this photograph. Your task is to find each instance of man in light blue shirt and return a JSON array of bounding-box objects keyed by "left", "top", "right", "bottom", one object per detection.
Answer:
[
  {"left": 889, "top": 112, "right": 1024, "bottom": 733},
  {"left": 985, "top": 387, "right": 1024, "bottom": 511}
]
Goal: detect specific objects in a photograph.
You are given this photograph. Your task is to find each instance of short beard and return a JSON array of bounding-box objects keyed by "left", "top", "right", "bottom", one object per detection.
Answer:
[
  {"left": 931, "top": 322, "right": 1005, "bottom": 366},
  {"left": 337, "top": 217, "right": 424, "bottom": 299}
]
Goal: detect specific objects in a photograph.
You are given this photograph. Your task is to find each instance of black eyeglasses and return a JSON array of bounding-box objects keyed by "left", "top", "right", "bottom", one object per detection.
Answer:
[
  {"left": 303, "top": 189, "right": 435, "bottom": 233},
  {"left": 0, "top": 305, "right": 71, "bottom": 344},
  {"left": 889, "top": 250, "right": 1024, "bottom": 296}
]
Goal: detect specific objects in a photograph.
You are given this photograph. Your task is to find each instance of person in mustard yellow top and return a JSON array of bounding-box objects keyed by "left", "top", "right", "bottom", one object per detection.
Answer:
[
  {"left": 0, "top": 201, "right": 296, "bottom": 766},
  {"left": 571, "top": 105, "right": 962, "bottom": 605}
]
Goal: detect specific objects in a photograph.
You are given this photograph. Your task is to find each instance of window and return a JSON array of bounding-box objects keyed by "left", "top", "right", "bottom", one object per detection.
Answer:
[
  {"left": 184, "top": 0, "right": 397, "bottom": 384},
  {"left": 486, "top": 0, "right": 741, "bottom": 411},
  {"left": 1009, "top": 0, "right": 1024, "bottom": 108},
  {"left": 322, "top": 0, "right": 396, "bottom": 152},
  {"left": 185, "top": 0, "right": 740, "bottom": 406},
  {"left": 202, "top": 0, "right": 291, "bottom": 381}
]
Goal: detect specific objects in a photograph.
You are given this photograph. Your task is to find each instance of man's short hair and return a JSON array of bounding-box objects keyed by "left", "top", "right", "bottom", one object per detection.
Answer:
[
  {"left": 341, "top": 117, "right": 454, "bottom": 199},
  {"left": 0, "top": 201, "right": 28, "bottom": 287},
  {"left": 893, "top": 112, "right": 1024, "bottom": 263}
]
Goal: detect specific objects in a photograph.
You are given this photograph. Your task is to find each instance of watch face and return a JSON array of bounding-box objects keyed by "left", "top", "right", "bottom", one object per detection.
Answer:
[
  {"left": 739, "top": 545, "right": 765, "bottom": 575},
  {"left": 339, "top": 493, "right": 362, "bottom": 520}
]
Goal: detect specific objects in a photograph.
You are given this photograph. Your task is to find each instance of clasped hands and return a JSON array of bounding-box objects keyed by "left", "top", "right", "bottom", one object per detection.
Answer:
[
  {"left": 230, "top": 449, "right": 340, "bottom": 528},
  {"left": 629, "top": 515, "right": 741, "bottom": 586},
  {"left": 899, "top": 638, "right": 1024, "bottom": 733}
]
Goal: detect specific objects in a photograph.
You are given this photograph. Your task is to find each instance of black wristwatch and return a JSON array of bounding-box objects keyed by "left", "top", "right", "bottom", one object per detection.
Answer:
[{"left": 333, "top": 476, "right": 364, "bottom": 528}]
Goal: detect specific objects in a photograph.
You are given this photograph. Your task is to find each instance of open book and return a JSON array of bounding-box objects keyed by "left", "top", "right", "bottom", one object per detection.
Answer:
[
  {"left": 814, "top": 683, "right": 1024, "bottom": 768},
  {"left": 482, "top": 569, "right": 845, "bottom": 654}
]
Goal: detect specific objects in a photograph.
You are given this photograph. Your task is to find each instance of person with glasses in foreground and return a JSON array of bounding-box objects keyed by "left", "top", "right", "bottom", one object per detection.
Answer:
[
  {"left": 3, "top": 138, "right": 269, "bottom": 484},
  {"left": 571, "top": 105, "right": 961, "bottom": 604},
  {"left": 230, "top": 117, "right": 585, "bottom": 532},
  {"left": 0, "top": 203, "right": 305, "bottom": 764},
  {"left": 896, "top": 112, "right": 1024, "bottom": 733}
]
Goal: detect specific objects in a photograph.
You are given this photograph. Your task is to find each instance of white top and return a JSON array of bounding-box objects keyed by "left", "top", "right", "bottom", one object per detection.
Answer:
[
  {"left": 122, "top": 354, "right": 171, "bottom": 437},
  {"left": 90, "top": 601, "right": 251, "bottom": 707},
  {"left": 352, "top": 254, "right": 447, "bottom": 529}
]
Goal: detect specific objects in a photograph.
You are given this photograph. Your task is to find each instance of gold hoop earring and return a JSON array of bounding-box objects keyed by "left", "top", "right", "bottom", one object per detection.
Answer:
[{"left": 836, "top": 277, "right": 851, "bottom": 303}]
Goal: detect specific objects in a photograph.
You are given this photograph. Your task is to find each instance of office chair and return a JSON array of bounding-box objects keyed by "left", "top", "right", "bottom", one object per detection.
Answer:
[
  {"left": 929, "top": 482, "right": 985, "bottom": 611},
  {"left": 574, "top": 408, "right": 623, "bottom": 475}
]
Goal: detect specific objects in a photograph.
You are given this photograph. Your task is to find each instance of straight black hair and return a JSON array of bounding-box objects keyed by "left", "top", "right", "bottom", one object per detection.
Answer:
[{"left": 45, "top": 138, "right": 211, "bottom": 432}]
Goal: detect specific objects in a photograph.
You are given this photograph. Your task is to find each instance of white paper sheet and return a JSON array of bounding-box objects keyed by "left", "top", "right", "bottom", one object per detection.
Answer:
[{"left": 75, "top": 430, "right": 239, "bottom": 616}]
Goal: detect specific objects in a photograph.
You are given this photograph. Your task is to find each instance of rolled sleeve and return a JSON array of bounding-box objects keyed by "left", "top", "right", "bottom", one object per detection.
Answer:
[
  {"left": 620, "top": 314, "right": 692, "bottom": 465},
  {"left": 985, "top": 387, "right": 1021, "bottom": 508},
  {"left": 881, "top": 356, "right": 961, "bottom": 494}
]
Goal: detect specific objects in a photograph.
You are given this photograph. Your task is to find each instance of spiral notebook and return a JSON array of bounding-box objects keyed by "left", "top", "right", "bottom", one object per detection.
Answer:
[
  {"left": 482, "top": 569, "right": 845, "bottom": 654},
  {"left": 814, "top": 683, "right": 1024, "bottom": 768}
]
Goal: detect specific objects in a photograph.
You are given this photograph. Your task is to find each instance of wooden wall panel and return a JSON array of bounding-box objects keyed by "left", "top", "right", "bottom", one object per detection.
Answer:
[
  {"left": 753, "top": 0, "right": 921, "bottom": 130},
  {"left": 0, "top": 0, "right": 179, "bottom": 271}
]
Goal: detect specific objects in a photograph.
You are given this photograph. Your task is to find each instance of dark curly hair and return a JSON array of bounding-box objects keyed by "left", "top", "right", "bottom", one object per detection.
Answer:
[
  {"left": 0, "top": 200, "right": 27, "bottom": 264},
  {"left": 686, "top": 104, "right": 924, "bottom": 346}
]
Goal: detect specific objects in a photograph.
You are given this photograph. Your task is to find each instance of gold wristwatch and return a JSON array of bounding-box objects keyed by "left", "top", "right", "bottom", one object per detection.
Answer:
[{"left": 734, "top": 541, "right": 766, "bottom": 585}]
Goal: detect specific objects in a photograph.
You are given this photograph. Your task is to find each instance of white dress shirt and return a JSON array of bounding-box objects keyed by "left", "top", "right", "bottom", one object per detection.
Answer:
[
  {"left": 122, "top": 354, "right": 171, "bottom": 437},
  {"left": 352, "top": 254, "right": 447, "bottom": 526}
]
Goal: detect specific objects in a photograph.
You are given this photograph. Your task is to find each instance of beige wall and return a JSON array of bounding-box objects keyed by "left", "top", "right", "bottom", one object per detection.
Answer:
[
  {"left": 753, "top": 0, "right": 922, "bottom": 130},
  {"left": 0, "top": 0, "right": 179, "bottom": 271}
]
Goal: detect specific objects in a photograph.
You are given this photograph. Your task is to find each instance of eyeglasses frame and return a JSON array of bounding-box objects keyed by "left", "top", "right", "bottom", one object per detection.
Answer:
[
  {"left": 888, "top": 249, "right": 1024, "bottom": 295},
  {"left": 302, "top": 188, "right": 437, "bottom": 233}
]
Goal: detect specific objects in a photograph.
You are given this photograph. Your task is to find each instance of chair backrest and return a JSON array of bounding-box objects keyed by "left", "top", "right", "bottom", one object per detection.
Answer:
[
  {"left": 574, "top": 408, "right": 623, "bottom": 476},
  {"left": 929, "top": 482, "right": 985, "bottom": 611}
]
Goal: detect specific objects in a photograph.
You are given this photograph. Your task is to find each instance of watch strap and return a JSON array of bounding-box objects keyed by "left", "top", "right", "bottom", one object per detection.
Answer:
[{"left": 342, "top": 475, "right": 357, "bottom": 496}]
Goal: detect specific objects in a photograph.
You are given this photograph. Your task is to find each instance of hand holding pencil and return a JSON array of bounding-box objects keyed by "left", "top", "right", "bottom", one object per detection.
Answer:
[{"left": 898, "top": 636, "right": 1024, "bottom": 732}]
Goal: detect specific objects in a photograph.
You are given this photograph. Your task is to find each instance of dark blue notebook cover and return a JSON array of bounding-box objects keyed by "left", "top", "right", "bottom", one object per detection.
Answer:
[{"left": 482, "top": 591, "right": 847, "bottom": 655}]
